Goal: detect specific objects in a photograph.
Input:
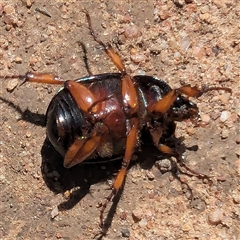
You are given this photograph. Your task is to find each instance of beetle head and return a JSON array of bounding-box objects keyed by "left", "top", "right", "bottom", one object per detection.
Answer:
[{"left": 168, "top": 96, "right": 200, "bottom": 122}]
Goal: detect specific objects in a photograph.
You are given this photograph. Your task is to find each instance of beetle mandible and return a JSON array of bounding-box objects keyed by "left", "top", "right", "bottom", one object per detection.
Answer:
[{"left": 3, "top": 10, "right": 231, "bottom": 227}]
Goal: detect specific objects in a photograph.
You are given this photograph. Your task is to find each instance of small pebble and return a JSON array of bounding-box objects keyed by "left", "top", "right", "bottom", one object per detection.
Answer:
[
  {"left": 181, "top": 37, "right": 191, "bottom": 51},
  {"left": 131, "top": 169, "right": 141, "bottom": 179},
  {"left": 205, "top": 47, "right": 212, "bottom": 56},
  {"left": 5, "top": 24, "right": 11, "bottom": 31},
  {"left": 174, "top": 0, "right": 185, "bottom": 7},
  {"left": 119, "top": 210, "right": 127, "bottom": 221},
  {"left": 145, "top": 183, "right": 154, "bottom": 190},
  {"left": 218, "top": 93, "right": 230, "bottom": 104},
  {"left": 145, "top": 170, "right": 155, "bottom": 180},
  {"left": 178, "top": 174, "right": 189, "bottom": 183},
  {"left": 26, "top": 0, "right": 33, "bottom": 8},
  {"left": 192, "top": 46, "right": 205, "bottom": 59},
  {"left": 56, "top": 233, "right": 62, "bottom": 239},
  {"left": 232, "top": 190, "right": 240, "bottom": 204},
  {"left": 235, "top": 159, "right": 240, "bottom": 176},
  {"left": 199, "top": 12, "right": 211, "bottom": 23},
  {"left": 168, "top": 38, "right": 178, "bottom": 49},
  {"left": 29, "top": 55, "right": 38, "bottom": 66},
  {"left": 51, "top": 206, "right": 59, "bottom": 219},
  {"left": 181, "top": 221, "right": 192, "bottom": 232},
  {"left": 220, "top": 111, "right": 230, "bottom": 122},
  {"left": 236, "top": 106, "right": 240, "bottom": 117},
  {"left": 6, "top": 78, "right": 18, "bottom": 92},
  {"left": 3, "top": 5, "right": 15, "bottom": 15},
  {"left": 26, "top": 132, "right": 31, "bottom": 138},
  {"left": 201, "top": 114, "right": 211, "bottom": 124},
  {"left": 132, "top": 208, "right": 143, "bottom": 222},
  {"left": 0, "top": 3, "right": 4, "bottom": 16},
  {"left": 186, "top": 127, "right": 196, "bottom": 135},
  {"left": 124, "top": 25, "right": 141, "bottom": 39},
  {"left": 173, "top": 51, "right": 181, "bottom": 60},
  {"left": 235, "top": 149, "right": 240, "bottom": 158},
  {"left": 236, "top": 135, "right": 240, "bottom": 144},
  {"left": 14, "top": 56, "right": 22, "bottom": 63},
  {"left": 200, "top": 5, "right": 210, "bottom": 14},
  {"left": 20, "top": 142, "right": 26, "bottom": 148},
  {"left": 130, "top": 53, "right": 146, "bottom": 63},
  {"left": 158, "top": 5, "right": 171, "bottom": 20},
  {"left": 121, "top": 228, "right": 130, "bottom": 238},
  {"left": 221, "top": 128, "right": 229, "bottom": 139},
  {"left": 208, "top": 209, "right": 224, "bottom": 225},
  {"left": 139, "top": 218, "right": 147, "bottom": 228},
  {"left": 156, "top": 159, "right": 172, "bottom": 173}
]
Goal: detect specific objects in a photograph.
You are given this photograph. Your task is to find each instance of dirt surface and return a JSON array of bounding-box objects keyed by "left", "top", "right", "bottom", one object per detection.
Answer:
[{"left": 0, "top": 0, "right": 240, "bottom": 239}]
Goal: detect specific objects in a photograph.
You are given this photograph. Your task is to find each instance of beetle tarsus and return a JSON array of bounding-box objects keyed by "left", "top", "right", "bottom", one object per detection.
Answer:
[
  {"left": 158, "top": 143, "right": 212, "bottom": 179},
  {"left": 100, "top": 190, "right": 115, "bottom": 227}
]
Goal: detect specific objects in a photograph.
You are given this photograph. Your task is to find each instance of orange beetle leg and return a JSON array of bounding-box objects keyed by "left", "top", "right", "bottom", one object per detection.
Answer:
[
  {"left": 64, "top": 80, "right": 101, "bottom": 114},
  {"left": 122, "top": 74, "right": 139, "bottom": 112},
  {"left": 64, "top": 123, "right": 108, "bottom": 168},
  {"left": 64, "top": 134, "right": 102, "bottom": 168},
  {"left": 19, "top": 72, "right": 65, "bottom": 86},
  {"left": 64, "top": 137, "right": 87, "bottom": 168},
  {"left": 84, "top": 10, "right": 139, "bottom": 116},
  {"left": 158, "top": 144, "right": 210, "bottom": 179},
  {"left": 149, "top": 85, "right": 232, "bottom": 114},
  {"left": 158, "top": 144, "right": 176, "bottom": 156},
  {"left": 84, "top": 10, "right": 126, "bottom": 73},
  {"left": 148, "top": 89, "right": 179, "bottom": 114},
  {"left": 100, "top": 117, "right": 138, "bottom": 227},
  {"left": 178, "top": 85, "right": 202, "bottom": 97},
  {"left": 178, "top": 85, "right": 232, "bottom": 98},
  {"left": 104, "top": 46, "right": 126, "bottom": 73}
]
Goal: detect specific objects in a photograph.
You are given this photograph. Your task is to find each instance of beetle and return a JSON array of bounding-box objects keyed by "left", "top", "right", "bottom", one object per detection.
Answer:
[{"left": 3, "top": 11, "right": 231, "bottom": 227}]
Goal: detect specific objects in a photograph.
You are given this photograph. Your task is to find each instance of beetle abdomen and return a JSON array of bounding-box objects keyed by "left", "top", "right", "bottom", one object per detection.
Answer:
[{"left": 46, "top": 88, "right": 85, "bottom": 156}]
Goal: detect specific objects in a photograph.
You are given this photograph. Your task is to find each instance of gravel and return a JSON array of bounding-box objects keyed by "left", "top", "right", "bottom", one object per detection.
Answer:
[{"left": 1, "top": 1, "right": 239, "bottom": 239}]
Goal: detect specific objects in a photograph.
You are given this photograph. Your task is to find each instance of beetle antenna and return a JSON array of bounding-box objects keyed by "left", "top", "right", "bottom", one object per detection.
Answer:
[{"left": 199, "top": 86, "right": 232, "bottom": 96}]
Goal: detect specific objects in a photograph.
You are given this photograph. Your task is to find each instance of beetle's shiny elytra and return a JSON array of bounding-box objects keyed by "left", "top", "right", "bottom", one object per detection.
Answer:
[{"left": 3, "top": 10, "right": 231, "bottom": 227}]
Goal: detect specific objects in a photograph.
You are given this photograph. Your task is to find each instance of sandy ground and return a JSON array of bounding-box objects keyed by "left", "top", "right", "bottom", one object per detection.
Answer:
[{"left": 0, "top": 0, "right": 240, "bottom": 239}]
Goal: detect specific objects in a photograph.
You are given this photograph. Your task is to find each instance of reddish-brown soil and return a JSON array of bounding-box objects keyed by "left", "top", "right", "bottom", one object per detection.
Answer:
[{"left": 1, "top": 1, "right": 239, "bottom": 239}]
